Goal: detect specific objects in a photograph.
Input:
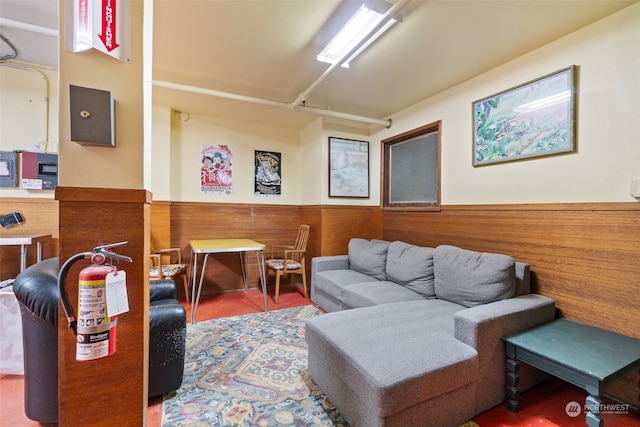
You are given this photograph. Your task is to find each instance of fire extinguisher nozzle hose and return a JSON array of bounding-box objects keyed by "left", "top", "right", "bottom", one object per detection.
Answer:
[{"left": 58, "top": 252, "right": 92, "bottom": 336}]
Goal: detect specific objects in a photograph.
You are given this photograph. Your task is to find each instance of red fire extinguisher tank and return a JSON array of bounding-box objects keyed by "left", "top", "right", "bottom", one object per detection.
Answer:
[{"left": 75, "top": 265, "right": 118, "bottom": 361}]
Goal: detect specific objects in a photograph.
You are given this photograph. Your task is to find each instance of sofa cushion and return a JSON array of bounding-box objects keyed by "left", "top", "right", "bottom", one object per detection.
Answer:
[
  {"left": 385, "top": 241, "right": 436, "bottom": 298},
  {"left": 434, "top": 245, "right": 516, "bottom": 308},
  {"left": 314, "top": 269, "right": 377, "bottom": 302},
  {"left": 342, "top": 280, "right": 427, "bottom": 309},
  {"left": 305, "top": 300, "right": 477, "bottom": 418},
  {"left": 348, "top": 238, "right": 389, "bottom": 281}
]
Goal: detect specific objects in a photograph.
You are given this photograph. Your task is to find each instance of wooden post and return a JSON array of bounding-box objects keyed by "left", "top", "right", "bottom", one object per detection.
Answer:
[{"left": 56, "top": 187, "right": 150, "bottom": 426}]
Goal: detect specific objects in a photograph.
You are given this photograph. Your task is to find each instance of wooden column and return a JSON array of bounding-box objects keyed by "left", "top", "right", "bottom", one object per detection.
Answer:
[{"left": 56, "top": 187, "right": 150, "bottom": 426}]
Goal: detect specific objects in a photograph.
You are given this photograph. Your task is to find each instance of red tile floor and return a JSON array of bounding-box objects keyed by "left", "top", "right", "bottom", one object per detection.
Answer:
[{"left": 1, "top": 285, "right": 638, "bottom": 426}]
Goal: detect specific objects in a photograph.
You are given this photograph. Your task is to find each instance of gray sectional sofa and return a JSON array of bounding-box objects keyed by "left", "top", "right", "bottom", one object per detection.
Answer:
[{"left": 306, "top": 239, "right": 556, "bottom": 427}]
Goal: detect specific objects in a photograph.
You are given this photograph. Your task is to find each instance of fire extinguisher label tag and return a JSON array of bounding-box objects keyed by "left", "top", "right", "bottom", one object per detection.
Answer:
[
  {"left": 106, "top": 270, "right": 129, "bottom": 317},
  {"left": 77, "top": 273, "right": 118, "bottom": 361}
]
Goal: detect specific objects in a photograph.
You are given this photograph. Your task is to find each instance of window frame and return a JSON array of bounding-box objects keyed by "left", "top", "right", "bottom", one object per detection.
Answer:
[{"left": 381, "top": 121, "right": 441, "bottom": 211}]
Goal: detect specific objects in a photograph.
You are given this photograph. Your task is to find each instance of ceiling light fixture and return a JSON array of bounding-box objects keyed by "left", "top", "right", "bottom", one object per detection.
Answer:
[{"left": 317, "top": 1, "right": 402, "bottom": 69}]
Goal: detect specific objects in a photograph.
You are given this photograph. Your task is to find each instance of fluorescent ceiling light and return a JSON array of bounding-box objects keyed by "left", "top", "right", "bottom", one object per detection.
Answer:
[{"left": 317, "top": 2, "right": 400, "bottom": 69}]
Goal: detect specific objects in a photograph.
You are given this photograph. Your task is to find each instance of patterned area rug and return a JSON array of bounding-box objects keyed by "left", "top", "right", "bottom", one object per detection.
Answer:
[{"left": 161, "top": 305, "right": 348, "bottom": 426}]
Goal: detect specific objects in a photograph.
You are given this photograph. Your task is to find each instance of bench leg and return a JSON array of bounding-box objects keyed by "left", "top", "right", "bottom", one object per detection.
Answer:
[
  {"left": 585, "top": 394, "right": 604, "bottom": 427},
  {"left": 506, "top": 357, "right": 520, "bottom": 412}
]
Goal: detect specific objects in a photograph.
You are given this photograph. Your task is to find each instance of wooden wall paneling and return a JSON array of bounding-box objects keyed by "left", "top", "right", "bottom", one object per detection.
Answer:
[
  {"left": 383, "top": 203, "right": 640, "bottom": 340},
  {"left": 171, "top": 202, "right": 302, "bottom": 295},
  {"left": 56, "top": 187, "right": 150, "bottom": 426},
  {"left": 300, "top": 205, "right": 322, "bottom": 270},
  {"left": 170, "top": 203, "right": 384, "bottom": 299},
  {"left": 254, "top": 204, "right": 310, "bottom": 295},
  {"left": 0, "top": 197, "right": 59, "bottom": 279},
  {"left": 302, "top": 205, "right": 383, "bottom": 301},
  {"left": 150, "top": 200, "right": 171, "bottom": 250},
  {"left": 319, "top": 205, "right": 383, "bottom": 256}
]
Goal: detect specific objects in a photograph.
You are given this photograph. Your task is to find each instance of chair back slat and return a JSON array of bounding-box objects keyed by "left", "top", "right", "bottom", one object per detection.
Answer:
[{"left": 292, "top": 225, "right": 310, "bottom": 262}]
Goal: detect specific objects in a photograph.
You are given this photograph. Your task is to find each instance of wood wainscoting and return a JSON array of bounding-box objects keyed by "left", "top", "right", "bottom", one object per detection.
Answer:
[
  {"left": 383, "top": 202, "right": 640, "bottom": 340},
  {"left": 150, "top": 200, "right": 172, "bottom": 250},
  {"left": 165, "top": 200, "right": 639, "bottom": 341},
  {"left": 170, "top": 202, "right": 303, "bottom": 295},
  {"left": 35, "top": 198, "right": 638, "bottom": 407},
  {"left": 301, "top": 205, "right": 383, "bottom": 257},
  {"left": 0, "top": 197, "right": 59, "bottom": 280},
  {"left": 169, "top": 203, "right": 382, "bottom": 297}
]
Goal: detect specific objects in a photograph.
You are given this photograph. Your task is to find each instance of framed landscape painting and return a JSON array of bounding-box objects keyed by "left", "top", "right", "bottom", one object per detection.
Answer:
[
  {"left": 472, "top": 65, "right": 577, "bottom": 166},
  {"left": 328, "top": 137, "right": 369, "bottom": 198}
]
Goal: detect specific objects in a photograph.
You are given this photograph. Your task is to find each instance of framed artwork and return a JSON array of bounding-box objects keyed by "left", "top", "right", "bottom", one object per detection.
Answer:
[
  {"left": 200, "top": 144, "right": 233, "bottom": 195},
  {"left": 254, "top": 150, "right": 281, "bottom": 197},
  {"left": 472, "top": 65, "right": 577, "bottom": 166},
  {"left": 328, "top": 137, "right": 369, "bottom": 198}
]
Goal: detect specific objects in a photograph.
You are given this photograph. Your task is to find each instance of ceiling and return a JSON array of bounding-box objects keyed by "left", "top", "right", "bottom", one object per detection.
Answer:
[{"left": 1, "top": 0, "right": 637, "bottom": 130}]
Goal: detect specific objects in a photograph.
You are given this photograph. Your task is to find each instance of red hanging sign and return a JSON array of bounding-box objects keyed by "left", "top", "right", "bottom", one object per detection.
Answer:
[
  {"left": 99, "top": 0, "right": 120, "bottom": 52},
  {"left": 67, "top": 0, "right": 130, "bottom": 63}
]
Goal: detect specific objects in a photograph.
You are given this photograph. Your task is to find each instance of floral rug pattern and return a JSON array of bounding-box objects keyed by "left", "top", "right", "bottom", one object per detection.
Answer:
[{"left": 162, "top": 305, "right": 348, "bottom": 426}]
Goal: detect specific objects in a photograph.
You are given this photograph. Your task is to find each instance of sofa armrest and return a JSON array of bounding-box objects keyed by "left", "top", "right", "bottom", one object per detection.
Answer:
[
  {"left": 455, "top": 294, "right": 555, "bottom": 344},
  {"left": 514, "top": 262, "right": 530, "bottom": 296},
  {"left": 311, "top": 255, "right": 349, "bottom": 275},
  {"left": 150, "top": 279, "right": 178, "bottom": 302},
  {"left": 454, "top": 294, "right": 555, "bottom": 413}
]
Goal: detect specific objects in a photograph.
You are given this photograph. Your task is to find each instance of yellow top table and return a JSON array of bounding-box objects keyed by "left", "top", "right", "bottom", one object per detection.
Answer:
[
  {"left": 189, "top": 239, "right": 267, "bottom": 323},
  {"left": 0, "top": 234, "right": 52, "bottom": 272}
]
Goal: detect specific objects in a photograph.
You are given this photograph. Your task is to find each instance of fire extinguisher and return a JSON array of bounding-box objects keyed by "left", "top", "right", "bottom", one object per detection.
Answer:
[{"left": 58, "top": 242, "right": 132, "bottom": 361}]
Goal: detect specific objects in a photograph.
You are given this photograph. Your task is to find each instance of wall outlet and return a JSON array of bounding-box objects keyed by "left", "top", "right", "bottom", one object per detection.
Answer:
[{"left": 631, "top": 179, "right": 640, "bottom": 198}]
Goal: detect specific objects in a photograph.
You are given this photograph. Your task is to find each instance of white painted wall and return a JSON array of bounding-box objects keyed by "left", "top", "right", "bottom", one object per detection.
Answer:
[
  {"left": 3, "top": 3, "right": 639, "bottom": 204},
  {"left": 168, "top": 113, "right": 302, "bottom": 204},
  {"left": 149, "top": 106, "right": 172, "bottom": 201},
  {"left": 165, "top": 3, "right": 639, "bottom": 206},
  {"left": 299, "top": 118, "right": 324, "bottom": 205},
  {"left": 372, "top": 3, "right": 640, "bottom": 204},
  {"left": 0, "top": 63, "right": 59, "bottom": 198}
]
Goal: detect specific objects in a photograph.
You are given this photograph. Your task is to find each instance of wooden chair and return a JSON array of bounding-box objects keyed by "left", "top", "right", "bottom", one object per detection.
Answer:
[
  {"left": 265, "top": 224, "right": 309, "bottom": 304},
  {"left": 149, "top": 248, "right": 189, "bottom": 303}
]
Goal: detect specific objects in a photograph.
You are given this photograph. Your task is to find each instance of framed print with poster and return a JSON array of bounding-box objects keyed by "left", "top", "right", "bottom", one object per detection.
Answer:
[
  {"left": 255, "top": 150, "right": 281, "bottom": 197},
  {"left": 473, "top": 65, "right": 576, "bottom": 166},
  {"left": 328, "top": 137, "right": 369, "bottom": 198}
]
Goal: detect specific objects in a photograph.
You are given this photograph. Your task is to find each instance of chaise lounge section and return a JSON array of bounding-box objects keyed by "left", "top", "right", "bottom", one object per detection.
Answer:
[{"left": 306, "top": 239, "right": 555, "bottom": 427}]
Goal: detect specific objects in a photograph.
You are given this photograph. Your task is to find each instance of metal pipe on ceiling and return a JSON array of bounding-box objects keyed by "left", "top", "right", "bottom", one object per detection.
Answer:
[
  {"left": 152, "top": 80, "right": 288, "bottom": 109},
  {"left": 152, "top": 80, "right": 392, "bottom": 128},
  {"left": 299, "top": 105, "right": 391, "bottom": 127},
  {"left": 0, "top": 17, "right": 58, "bottom": 37}
]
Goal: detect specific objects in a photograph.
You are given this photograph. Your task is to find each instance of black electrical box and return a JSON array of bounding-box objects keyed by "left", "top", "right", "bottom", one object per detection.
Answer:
[{"left": 70, "top": 85, "right": 116, "bottom": 147}]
